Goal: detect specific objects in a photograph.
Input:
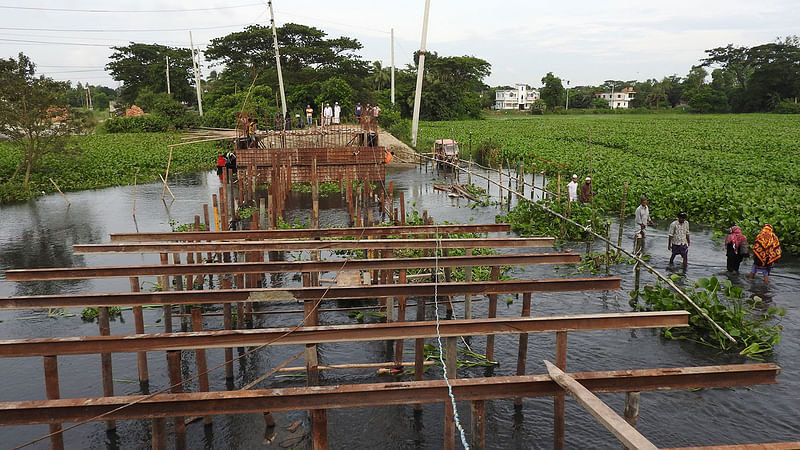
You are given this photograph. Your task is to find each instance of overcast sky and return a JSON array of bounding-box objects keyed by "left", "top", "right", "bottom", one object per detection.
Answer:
[{"left": 0, "top": 0, "right": 796, "bottom": 88}]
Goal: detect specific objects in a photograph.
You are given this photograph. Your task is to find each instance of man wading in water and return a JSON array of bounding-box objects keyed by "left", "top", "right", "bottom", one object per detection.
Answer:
[{"left": 668, "top": 212, "right": 690, "bottom": 268}]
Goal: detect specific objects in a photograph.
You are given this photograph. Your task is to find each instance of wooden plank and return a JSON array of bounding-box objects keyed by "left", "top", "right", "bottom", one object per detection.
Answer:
[
  {"left": 0, "top": 278, "right": 621, "bottom": 310},
  {"left": 544, "top": 360, "right": 658, "bottom": 450},
  {"left": 0, "top": 364, "right": 779, "bottom": 425},
  {"left": 5, "top": 253, "right": 578, "bottom": 281},
  {"left": 73, "top": 237, "right": 554, "bottom": 254},
  {"left": 109, "top": 223, "right": 512, "bottom": 243},
  {"left": 0, "top": 312, "right": 687, "bottom": 357}
]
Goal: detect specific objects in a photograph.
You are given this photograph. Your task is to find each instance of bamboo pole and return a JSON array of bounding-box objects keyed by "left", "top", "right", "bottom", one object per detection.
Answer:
[
  {"left": 160, "top": 146, "right": 174, "bottom": 200},
  {"left": 618, "top": 183, "right": 629, "bottom": 249},
  {"left": 48, "top": 178, "right": 71, "bottom": 206},
  {"left": 159, "top": 173, "right": 175, "bottom": 200},
  {"left": 132, "top": 168, "right": 139, "bottom": 215}
]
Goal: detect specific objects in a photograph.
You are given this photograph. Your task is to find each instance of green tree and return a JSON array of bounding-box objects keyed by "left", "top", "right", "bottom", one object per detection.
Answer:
[
  {"left": 92, "top": 92, "right": 110, "bottom": 110},
  {"left": 687, "top": 85, "right": 729, "bottom": 113},
  {"left": 314, "top": 77, "right": 353, "bottom": 113},
  {"left": 540, "top": 72, "right": 564, "bottom": 111},
  {"left": 0, "top": 53, "right": 90, "bottom": 185},
  {"left": 646, "top": 82, "right": 668, "bottom": 109},
  {"left": 106, "top": 43, "right": 195, "bottom": 105},
  {"left": 681, "top": 66, "right": 708, "bottom": 101}
]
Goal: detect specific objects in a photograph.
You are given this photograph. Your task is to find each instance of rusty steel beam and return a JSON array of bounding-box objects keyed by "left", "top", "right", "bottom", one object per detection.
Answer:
[
  {"left": 73, "top": 237, "right": 554, "bottom": 254},
  {"left": 0, "top": 311, "right": 685, "bottom": 357},
  {"left": 5, "top": 253, "right": 579, "bottom": 281},
  {"left": 0, "top": 278, "right": 620, "bottom": 309},
  {"left": 0, "top": 364, "right": 779, "bottom": 425},
  {"left": 109, "top": 223, "right": 512, "bottom": 242},
  {"left": 664, "top": 444, "right": 800, "bottom": 450}
]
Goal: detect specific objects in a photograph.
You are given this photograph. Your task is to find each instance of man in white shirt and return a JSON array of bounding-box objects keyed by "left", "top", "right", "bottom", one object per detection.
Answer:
[
  {"left": 567, "top": 174, "right": 579, "bottom": 202},
  {"left": 323, "top": 103, "right": 333, "bottom": 126},
  {"left": 668, "top": 212, "right": 690, "bottom": 268},
  {"left": 634, "top": 196, "right": 654, "bottom": 236},
  {"left": 333, "top": 102, "right": 341, "bottom": 124}
]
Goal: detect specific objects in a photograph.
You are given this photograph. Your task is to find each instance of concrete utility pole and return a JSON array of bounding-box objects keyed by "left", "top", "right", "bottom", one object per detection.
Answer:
[
  {"left": 189, "top": 31, "right": 204, "bottom": 116},
  {"left": 410, "top": 0, "right": 431, "bottom": 147},
  {"left": 165, "top": 55, "right": 171, "bottom": 95},
  {"left": 391, "top": 28, "right": 395, "bottom": 105},
  {"left": 565, "top": 80, "right": 570, "bottom": 110},
  {"left": 269, "top": 0, "right": 287, "bottom": 117}
]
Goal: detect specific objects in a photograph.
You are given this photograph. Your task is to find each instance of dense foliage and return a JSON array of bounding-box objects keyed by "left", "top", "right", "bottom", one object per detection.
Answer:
[
  {"left": 0, "top": 53, "right": 93, "bottom": 187},
  {"left": 0, "top": 133, "right": 218, "bottom": 203},
  {"left": 632, "top": 276, "right": 785, "bottom": 359},
  {"left": 420, "top": 114, "right": 800, "bottom": 253}
]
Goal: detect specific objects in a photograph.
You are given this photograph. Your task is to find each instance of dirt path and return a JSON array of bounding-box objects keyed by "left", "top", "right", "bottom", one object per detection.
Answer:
[{"left": 378, "top": 129, "right": 418, "bottom": 166}]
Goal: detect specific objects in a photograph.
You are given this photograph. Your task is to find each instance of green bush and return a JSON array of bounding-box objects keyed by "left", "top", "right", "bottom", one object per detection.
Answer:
[
  {"left": 773, "top": 100, "right": 800, "bottom": 114},
  {"left": 104, "top": 115, "right": 170, "bottom": 133}
]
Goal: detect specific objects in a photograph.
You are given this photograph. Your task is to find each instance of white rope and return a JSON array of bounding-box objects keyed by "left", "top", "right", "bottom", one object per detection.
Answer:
[{"left": 432, "top": 225, "right": 471, "bottom": 449}]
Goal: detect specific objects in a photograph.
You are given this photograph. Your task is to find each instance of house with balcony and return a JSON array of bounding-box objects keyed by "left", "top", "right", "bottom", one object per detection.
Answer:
[
  {"left": 596, "top": 87, "right": 635, "bottom": 109},
  {"left": 494, "top": 84, "right": 540, "bottom": 110}
]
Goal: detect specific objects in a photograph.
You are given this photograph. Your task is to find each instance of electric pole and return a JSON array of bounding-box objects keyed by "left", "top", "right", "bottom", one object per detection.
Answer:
[
  {"left": 165, "top": 55, "right": 171, "bottom": 95},
  {"left": 268, "top": 0, "right": 287, "bottom": 118},
  {"left": 410, "top": 0, "right": 431, "bottom": 147},
  {"left": 189, "top": 31, "right": 203, "bottom": 116},
  {"left": 391, "top": 28, "right": 395, "bottom": 105}
]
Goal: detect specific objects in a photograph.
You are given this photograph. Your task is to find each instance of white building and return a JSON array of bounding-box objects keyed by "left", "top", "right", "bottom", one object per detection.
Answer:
[
  {"left": 494, "top": 84, "right": 540, "bottom": 110},
  {"left": 596, "top": 87, "right": 636, "bottom": 109}
]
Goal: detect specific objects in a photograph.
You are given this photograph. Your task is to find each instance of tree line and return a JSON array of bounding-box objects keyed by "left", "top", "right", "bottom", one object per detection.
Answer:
[{"left": 535, "top": 36, "right": 800, "bottom": 113}]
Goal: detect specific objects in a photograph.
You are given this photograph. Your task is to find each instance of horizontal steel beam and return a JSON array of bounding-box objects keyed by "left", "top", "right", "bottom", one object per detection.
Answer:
[
  {"left": 73, "top": 237, "right": 554, "bottom": 254},
  {"left": 109, "top": 223, "right": 513, "bottom": 242},
  {"left": 663, "top": 443, "right": 800, "bottom": 450},
  {"left": 0, "top": 278, "right": 620, "bottom": 309},
  {"left": 0, "top": 311, "right": 687, "bottom": 357},
  {"left": 5, "top": 253, "right": 580, "bottom": 281},
  {"left": 0, "top": 364, "right": 778, "bottom": 425}
]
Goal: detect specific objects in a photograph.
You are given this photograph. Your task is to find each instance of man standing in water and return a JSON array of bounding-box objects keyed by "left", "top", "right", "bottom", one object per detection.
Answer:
[
  {"left": 668, "top": 212, "right": 690, "bottom": 268},
  {"left": 635, "top": 196, "right": 654, "bottom": 237},
  {"left": 567, "top": 174, "right": 579, "bottom": 202}
]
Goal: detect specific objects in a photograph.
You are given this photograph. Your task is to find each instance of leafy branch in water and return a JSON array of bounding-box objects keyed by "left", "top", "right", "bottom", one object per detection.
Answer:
[
  {"left": 630, "top": 276, "right": 784, "bottom": 359},
  {"left": 498, "top": 199, "right": 608, "bottom": 241}
]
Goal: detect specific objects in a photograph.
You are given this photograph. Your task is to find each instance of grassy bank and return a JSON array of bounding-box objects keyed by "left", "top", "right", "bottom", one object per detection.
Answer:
[
  {"left": 418, "top": 114, "right": 800, "bottom": 253},
  {"left": 0, "top": 132, "right": 220, "bottom": 203}
]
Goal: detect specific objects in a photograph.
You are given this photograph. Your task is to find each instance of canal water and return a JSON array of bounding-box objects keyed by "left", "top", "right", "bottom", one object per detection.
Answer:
[{"left": 0, "top": 166, "right": 798, "bottom": 449}]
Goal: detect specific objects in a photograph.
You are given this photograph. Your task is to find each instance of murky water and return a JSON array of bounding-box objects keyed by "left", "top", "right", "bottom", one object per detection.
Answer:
[{"left": 1, "top": 166, "right": 798, "bottom": 449}]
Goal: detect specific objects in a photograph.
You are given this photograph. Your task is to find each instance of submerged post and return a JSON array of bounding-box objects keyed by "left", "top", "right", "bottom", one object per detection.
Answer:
[{"left": 43, "top": 356, "right": 64, "bottom": 450}]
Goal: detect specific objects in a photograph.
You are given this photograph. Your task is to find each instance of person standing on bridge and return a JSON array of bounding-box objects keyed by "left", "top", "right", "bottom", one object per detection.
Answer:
[
  {"left": 305, "top": 105, "right": 314, "bottom": 128},
  {"left": 333, "top": 102, "right": 341, "bottom": 124},
  {"left": 323, "top": 103, "right": 333, "bottom": 126}
]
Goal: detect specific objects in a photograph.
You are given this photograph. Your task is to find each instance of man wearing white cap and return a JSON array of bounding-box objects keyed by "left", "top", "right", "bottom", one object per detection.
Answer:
[
  {"left": 333, "top": 102, "right": 341, "bottom": 124},
  {"left": 567, "top": 174, "right": 579, "bottom": 202},
  {"left": 580, "top": 176, "right": 594, "bottom": 203}
]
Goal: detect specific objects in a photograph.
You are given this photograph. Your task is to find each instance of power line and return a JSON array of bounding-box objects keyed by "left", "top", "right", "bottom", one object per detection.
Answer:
[
  {"left": 0, "top": 3, "right": 263, "bottom": 13},
  {"left": 0, "top": 16, "right": 266, "bottom": 33},
  {"left": 0, "top": 38, "right": 210, "bottom": 49}
]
